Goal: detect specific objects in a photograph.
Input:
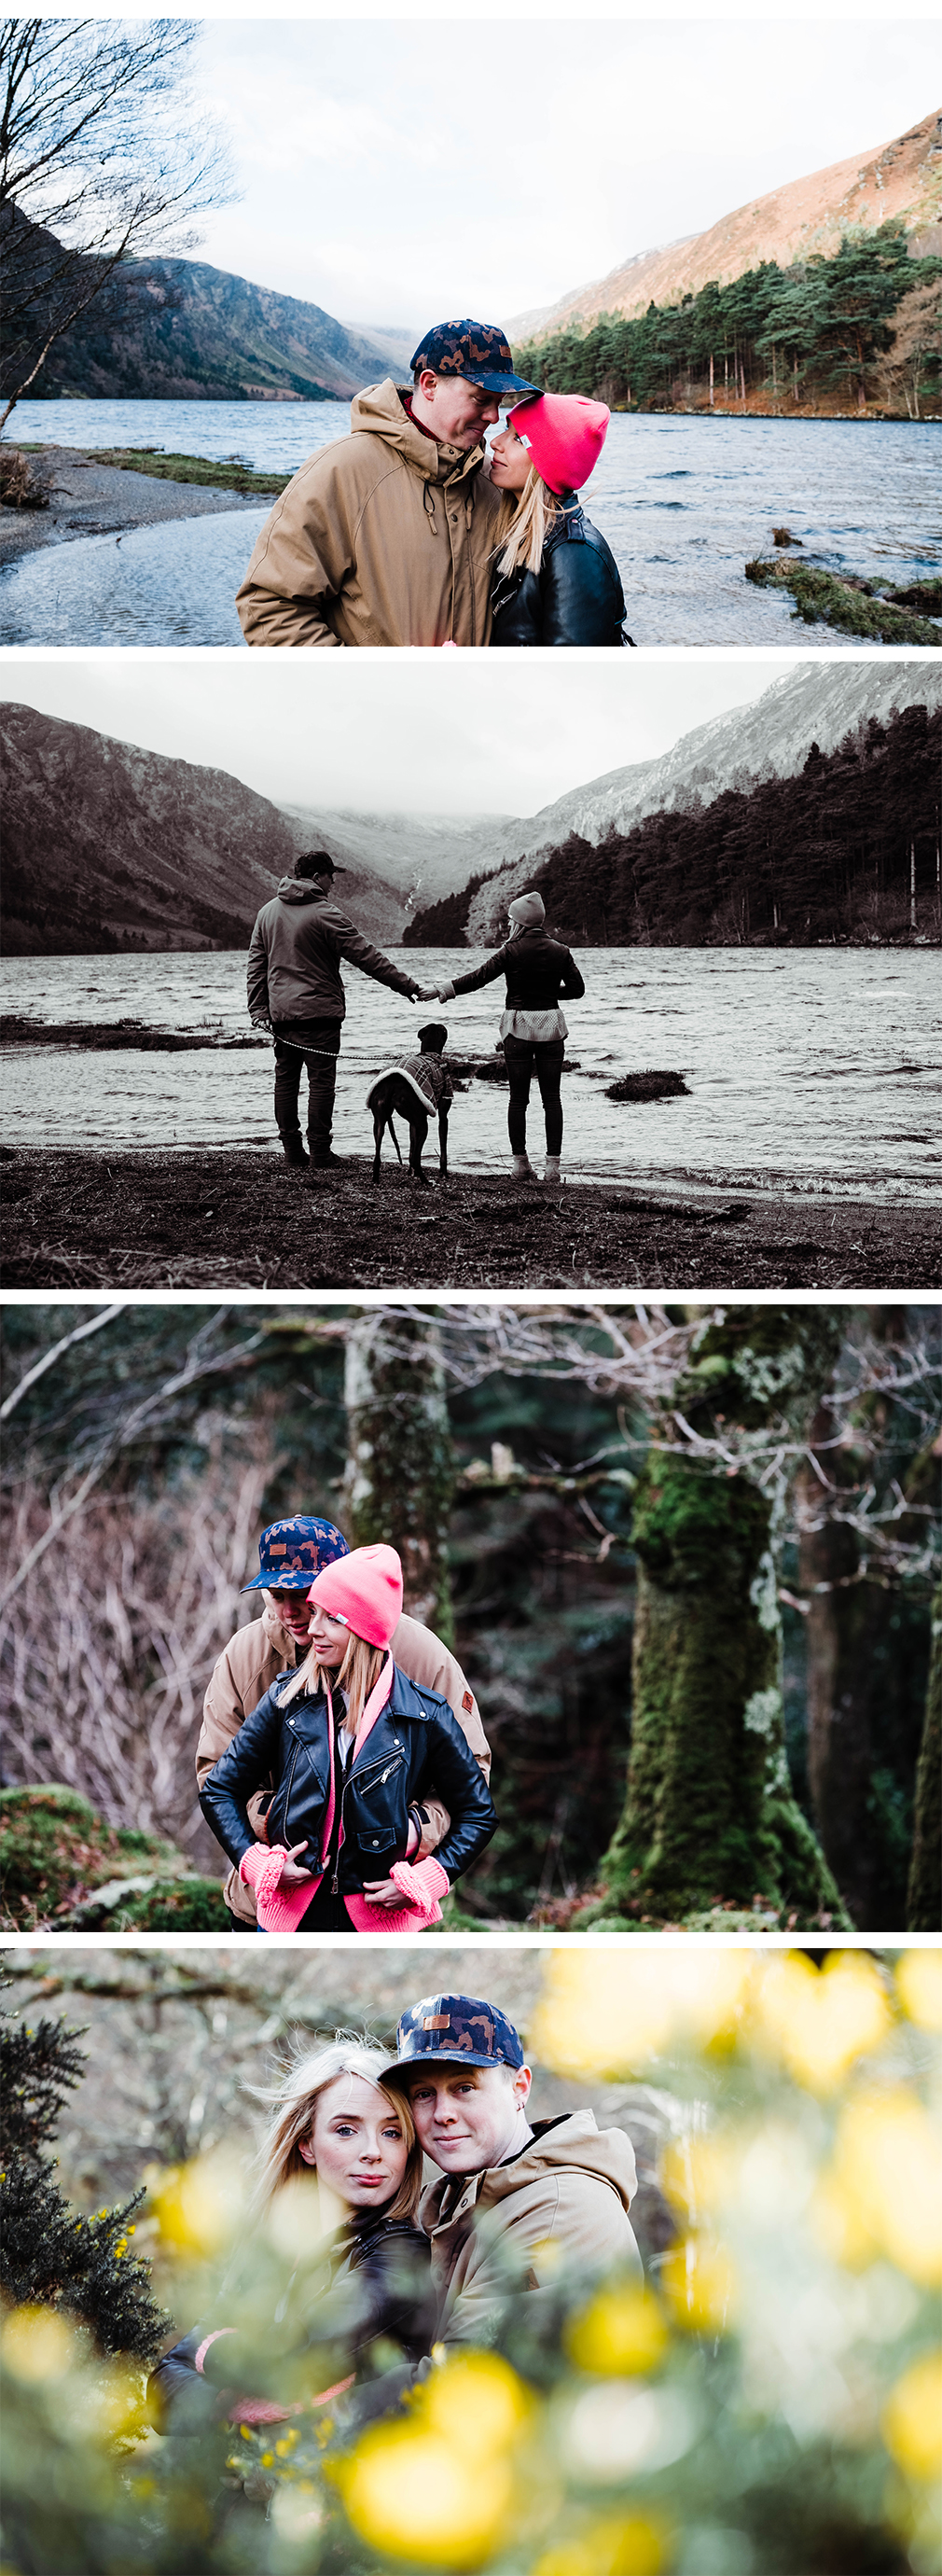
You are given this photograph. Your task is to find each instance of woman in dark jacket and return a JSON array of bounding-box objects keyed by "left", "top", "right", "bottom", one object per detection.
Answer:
[
  {"left": 149, "top": 2040, "right": 436, "bottom": 2433},
  {"left": 488, "top": 392, "right": 630, "bottom": 647},
  {"left": 200, "top": 1544, "right": 496, "bottom": 1932},
  {"left": 435, "top": 890, "right": 584, "bottom": 1184}
]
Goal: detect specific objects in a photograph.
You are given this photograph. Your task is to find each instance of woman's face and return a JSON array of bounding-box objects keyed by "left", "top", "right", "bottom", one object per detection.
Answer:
[
  {"left": 307, "top": 1600, "right": 349, "bottom": 1667},
  {"left": 489, "top": 422, "right": 533, "bottom": 494},
  {"left": 300, "top": 2074, "right": 409, "bottom": 2209}
]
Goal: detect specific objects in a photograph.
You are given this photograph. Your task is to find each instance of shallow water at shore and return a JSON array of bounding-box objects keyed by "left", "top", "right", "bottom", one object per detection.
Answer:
[
  {"left": 2, "top": 405, "right": 937, "bottom": 645},
  {"left": 3, "top": 947, "right": 939, "bottom": 1200}
]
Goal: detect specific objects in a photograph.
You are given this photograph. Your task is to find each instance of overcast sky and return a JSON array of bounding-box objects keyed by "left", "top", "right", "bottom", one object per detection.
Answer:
[
  {"left": 184, "top": 19, "right": 939, "bottom": 327},
  {"left": 1, "top": 658, "right": 802, "bottom": 815}
]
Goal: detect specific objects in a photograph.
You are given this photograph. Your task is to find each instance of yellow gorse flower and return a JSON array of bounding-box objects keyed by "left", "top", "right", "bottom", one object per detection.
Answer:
[
  {"left": 881, "top": 2350, "right": 942, "bottom": 2485},
  {"left": 338, "top": 2354, "right": 530, "bottom": 2568}
]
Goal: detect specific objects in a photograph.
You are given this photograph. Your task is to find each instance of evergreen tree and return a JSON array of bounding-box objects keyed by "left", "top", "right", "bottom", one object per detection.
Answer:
[{"left": 0, "top": 1980, "right": 167, "bottom": 2363}]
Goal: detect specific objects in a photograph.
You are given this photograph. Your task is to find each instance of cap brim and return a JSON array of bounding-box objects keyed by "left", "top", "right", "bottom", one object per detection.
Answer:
[
  {"left": 241, "top": 1572, "right": 315, "bottom": 1592},
  {"left": 472, "top": 370, "right": 542, "bottom": 396}
]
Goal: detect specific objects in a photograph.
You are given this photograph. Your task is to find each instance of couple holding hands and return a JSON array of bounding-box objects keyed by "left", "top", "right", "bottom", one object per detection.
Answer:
[{"left": 236, "top": 319, "right": 630, "bottom": 649}]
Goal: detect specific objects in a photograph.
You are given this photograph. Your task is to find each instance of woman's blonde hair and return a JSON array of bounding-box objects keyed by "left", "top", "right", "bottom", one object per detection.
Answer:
[
  {"left": 249, "top": 2036, "right": 422, "bottom": 2221},
  {"left": 493, "top": 466, "right": 561, "bottom": 578},
  {"left": 280, "top": 1628, "right": 386, "bottom": 1732}
]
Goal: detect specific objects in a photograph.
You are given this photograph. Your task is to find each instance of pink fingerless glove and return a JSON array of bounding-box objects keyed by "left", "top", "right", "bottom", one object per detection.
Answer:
[
  {"left": 239, "top": 1842, "right": 314, "bottom": 1933},
  {"left": 388, "top": 1855, "right": 450, "bottom": 1924}
]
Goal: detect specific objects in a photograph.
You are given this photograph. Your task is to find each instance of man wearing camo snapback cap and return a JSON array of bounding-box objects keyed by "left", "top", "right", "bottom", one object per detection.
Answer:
[
  {"left": 382, "top": 1990, "right": 641, "bottom": 2351},
  {"left": 237, "top": 320, "right": 540, "bottom": 649}
]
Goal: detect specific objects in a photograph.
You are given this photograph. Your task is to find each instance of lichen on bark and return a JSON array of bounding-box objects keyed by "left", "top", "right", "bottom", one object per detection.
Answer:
[
  {"left": 342, "top": 1313, "right": 456, "bottom": 1641},
  {"left": 584, "top": 1306, "right": 849, "bottom": 1929},
  {"left": 907, "top": 1585, "right": 941, "bottom": 1930}
]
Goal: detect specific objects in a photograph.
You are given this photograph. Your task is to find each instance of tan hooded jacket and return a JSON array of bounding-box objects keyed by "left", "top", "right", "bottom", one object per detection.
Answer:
[
  {"left": 235, "top": 380, "right": 501, "bottom": 648},
  {"left": 197, "top": 1599, "right": 491, "bottom": 1924},
  {"left": 421, "top": 2110, "right": 642, "bottom": 2347}
]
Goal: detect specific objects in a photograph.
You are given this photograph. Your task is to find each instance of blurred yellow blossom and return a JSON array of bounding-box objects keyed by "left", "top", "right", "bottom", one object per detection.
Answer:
[
  {"left": 1, "top": 2307, "right": 76, "bottom": 2383},
  {"left": 531, "top": 1952, "right": 753, "bottom": 2080},
  {"left": 813, "top": 2088, "right": 942, "bottom": 2283},
  {"left": 564, "top": 2284, "right": 669, "bottom": 2376},
  {"left": 754, "top": 1951, "right": 890, "bottom": 2093},
  {"left": 881, "top": 2350, "right": 942, "bottom": 2484},
  {"left": 531, "top": 2512, "right": 669, "bottom": 2576},
  {"left": 423, "top": 2352, "right": 532, "bottom": 2449},
  {"left": 147, "top": 2149, "right": 247, "bottom": 2256},
  {"left": 896, "top": 1951, "right": 942, "bottom": 2033},
  {"left": 339, "top": 2421, "right": 514, "bottom": 2568},
  {"left": 660, "top": 2236, "right": 738, "bottom": 2332}
]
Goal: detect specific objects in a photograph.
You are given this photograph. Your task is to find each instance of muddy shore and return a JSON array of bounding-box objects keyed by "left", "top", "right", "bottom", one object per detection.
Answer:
[
  {"left": 2, "top": 1149, "right": 937, "bottom": 1290},
  {"left": 0, "top": 446, "right": 278, "bottom": 565}
]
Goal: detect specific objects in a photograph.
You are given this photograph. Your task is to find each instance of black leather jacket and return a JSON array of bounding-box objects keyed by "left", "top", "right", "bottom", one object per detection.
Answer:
[
  {"left": 450, "top": 925, "right": 585, "bottom": 1012},
  {"left": 491, "top": 495, "right": 629, "bottom": 647},
  {"left": 148, "top": 2210, "right": 436, "bottom": 2431},
  {"left": 200, "top": 1661, "right": 496, "bottom": 1892}
]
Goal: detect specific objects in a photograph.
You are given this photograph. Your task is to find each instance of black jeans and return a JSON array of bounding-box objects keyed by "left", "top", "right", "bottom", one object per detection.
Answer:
[
  {"left": 225, "top": 1910, "right": 259, "bottom": 1932},
  {"left": 503, "top": 1036, "right": 565, "bottom": 1156},
  {"left": 272, "top": 1018, "right": 340, "bottom": 1156}
]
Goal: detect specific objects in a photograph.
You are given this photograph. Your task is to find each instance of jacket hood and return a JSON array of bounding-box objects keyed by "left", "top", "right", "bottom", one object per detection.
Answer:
[
  {"left": 351, "top": 378, "right": 488, "bottom": 489},
  {"left": 274, "top": 876, "right": 329, "bottom": 904},
  {"left": 425, "top": 2110, "right": 638, "bottom": 2229}
]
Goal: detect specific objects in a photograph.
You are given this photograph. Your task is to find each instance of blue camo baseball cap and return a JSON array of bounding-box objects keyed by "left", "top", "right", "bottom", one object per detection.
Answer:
[
  {"left": 386, "top": 1994, "right": 525, "bottom": 2077},
  {"left": 242, "top": 1515, "right": 350, "bottom": 1592}
]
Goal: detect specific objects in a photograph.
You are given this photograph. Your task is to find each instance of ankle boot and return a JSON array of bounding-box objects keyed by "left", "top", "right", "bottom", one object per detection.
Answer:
[
  {"left": 543, "top": 1155, "right": 561, "bottom": 1184},
  {"left": 508, "top": 1153, "right": 536, "bottom": 1182},
  {"left": 279, "top": 1132, "right": 309, "bottom": 1168}
]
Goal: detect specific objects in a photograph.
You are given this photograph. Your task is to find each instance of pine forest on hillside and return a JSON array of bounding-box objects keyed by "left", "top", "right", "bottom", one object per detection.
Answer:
[
  {"left": 514, "top": 226, "right": 942, "bottom": 418},
  {"left": 404, "top": 703, "right": 942, "bottom": 952},
  {"left": 1, "top": 1302, "right": 938, "bottom": 1937}
]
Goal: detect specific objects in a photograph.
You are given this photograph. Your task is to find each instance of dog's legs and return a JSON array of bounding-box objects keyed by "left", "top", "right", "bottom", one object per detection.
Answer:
[
  {"left": 409, "top": 1111, "right": 433, "bottom": 1188},
  {"left": 437, "top": 1104, "right": 449, "bottom": 1180}
]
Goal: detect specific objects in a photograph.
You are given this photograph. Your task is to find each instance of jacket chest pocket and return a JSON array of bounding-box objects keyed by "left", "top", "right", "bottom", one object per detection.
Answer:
[{"left": 347, "top": 1754, "right": 407, "bottom": 1855}]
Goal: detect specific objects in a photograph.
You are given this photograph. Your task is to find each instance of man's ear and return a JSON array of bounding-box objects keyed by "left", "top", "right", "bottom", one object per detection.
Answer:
[
  {"left": 297, "top": 2137, "right": 316, "bottom": 2166},
  {"left": 512, "top": 2065, "right": 533, "bottom": 2111}
]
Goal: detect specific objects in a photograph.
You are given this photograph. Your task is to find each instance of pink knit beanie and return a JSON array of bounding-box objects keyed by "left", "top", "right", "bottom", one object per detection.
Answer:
[
  {"left": 308, "top": 1543, "right": 404, "bottom": 1649},
  {"left": 507, "top": 393, "right": 610, "bottom": 497}
]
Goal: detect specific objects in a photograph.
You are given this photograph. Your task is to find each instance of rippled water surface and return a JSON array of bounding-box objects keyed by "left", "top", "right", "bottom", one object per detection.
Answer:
[
  {"left": 3, "top": 949, "right": 939, "bottom": 1199},
  {"left": 2, "top": 402, "right": 938, "bottom": 645}
]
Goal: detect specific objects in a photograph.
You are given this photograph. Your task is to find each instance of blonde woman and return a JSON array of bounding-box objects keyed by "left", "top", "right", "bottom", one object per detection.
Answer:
[
  {"left": 149, "top": 2040, "right": 436, "bottom": 2431},
  {"left": 200, "top": 1545, "right": 496, "bottom": 1932},
  {"left": 488, "top": 391, "right": 630, "bottom": 647}
]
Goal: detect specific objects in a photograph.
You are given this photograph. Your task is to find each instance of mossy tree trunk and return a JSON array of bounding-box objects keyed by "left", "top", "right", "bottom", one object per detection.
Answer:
[
  {"left": 907, "top": 1586, "right": 941, "bottom": 1930},
  {"left": 798, "top": 1310, "right": 934, "bottom": 1929},
  {"left": 593, "top": 1307, "right": 850, "bottom": 1929},
  {"left": 342, "top": 1312, "right": 456, "bottom": 1640}
]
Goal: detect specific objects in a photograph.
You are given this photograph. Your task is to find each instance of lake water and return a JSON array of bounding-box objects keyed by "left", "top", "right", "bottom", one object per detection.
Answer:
[
  {"left": 2, "top": 402, "right": 938, "bottom": 646},
  {"left": 3, "top": 948, "right": 939, "bottom": 1200}
]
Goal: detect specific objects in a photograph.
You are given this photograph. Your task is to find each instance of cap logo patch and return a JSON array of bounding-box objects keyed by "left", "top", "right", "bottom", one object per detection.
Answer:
[{"left": 423, "top": 2015, "right": 451, "bottom": 2031}]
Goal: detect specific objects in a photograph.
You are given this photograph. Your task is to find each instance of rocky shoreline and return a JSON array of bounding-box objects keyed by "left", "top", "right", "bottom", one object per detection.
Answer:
[
  {"left": 2, "top": 1148, "right": 937, "bottom": 1291},
  {"left": 0, "top": 444, "right": 279, "bottom": 565}
]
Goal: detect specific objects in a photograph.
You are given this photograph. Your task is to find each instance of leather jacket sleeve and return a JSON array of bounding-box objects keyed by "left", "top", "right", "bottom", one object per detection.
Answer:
[
  {"left": 199, "top": 1687, "right": 286, "bottom": 1870},
  {"left": 540, "top": 538, "right": 625, "bottom": 647},
  {"left": 449, "top": 942, "right": 511, "bottom": 998},
  {"left": 422, "top": 1706, "right": 497, "bottom": 1880},
  {"left": 560, "top": 950, "right": 586, "bottom": 999}
]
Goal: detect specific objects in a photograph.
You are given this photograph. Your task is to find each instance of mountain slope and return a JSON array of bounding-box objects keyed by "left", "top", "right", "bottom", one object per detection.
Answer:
[
  {"left": 460, "top": 665, "right": 942, "bottom": 941},
  {"left": 275, "top": 804, "right": 517, "bottom": 911},
  {"left": 9, "top": 217, "right": 403, "bottom": 404},
  {"left": 0, "top": 707, "right": 406, "bottom": 955},
  {"left": 509, "top": 108, "right": 942, "bottom": 344}
]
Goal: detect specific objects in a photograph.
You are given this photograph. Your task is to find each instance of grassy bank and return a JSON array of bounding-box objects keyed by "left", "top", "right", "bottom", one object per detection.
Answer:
[{"left": 15, "top": 442, "right": 289, "bottom": 495}]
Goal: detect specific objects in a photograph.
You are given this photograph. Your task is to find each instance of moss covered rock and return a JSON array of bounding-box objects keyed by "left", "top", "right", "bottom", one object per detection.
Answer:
[{"left": 0, "top": 1786, "right": 225, "bottom": 1931}]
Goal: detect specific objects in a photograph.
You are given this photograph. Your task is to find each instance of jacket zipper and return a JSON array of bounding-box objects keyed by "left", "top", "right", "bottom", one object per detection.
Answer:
[{"left": 332, "top": 1748, "right": 405, "bottom": 1892}]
